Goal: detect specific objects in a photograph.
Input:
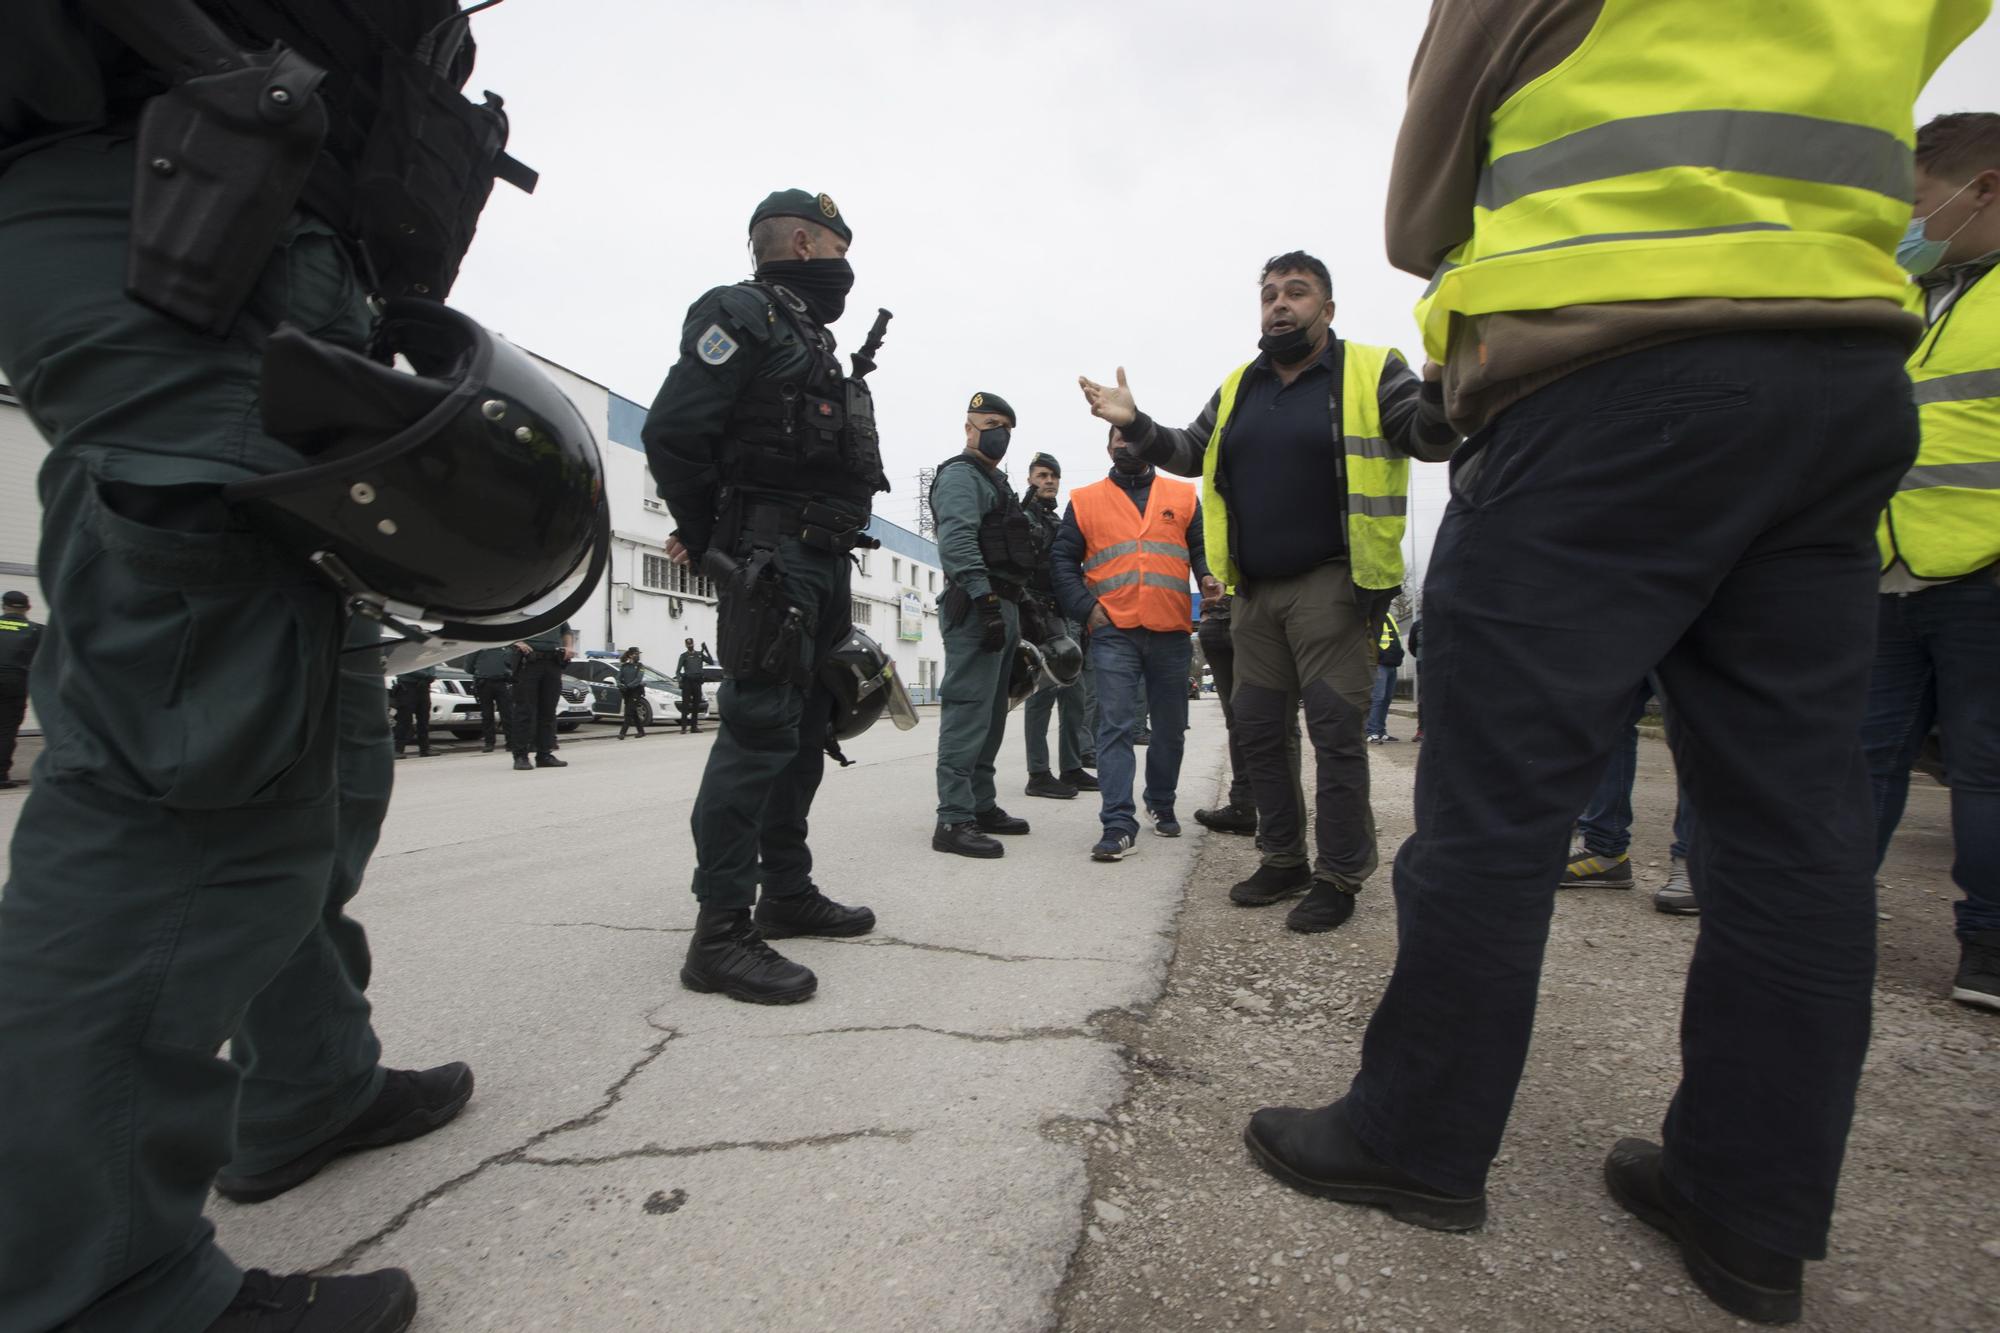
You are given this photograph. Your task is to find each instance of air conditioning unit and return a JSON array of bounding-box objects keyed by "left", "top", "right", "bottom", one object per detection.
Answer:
[
  {"left": 616, "top": 583, "right": 634, "bottom": 612},
  {"left": 642, "top": 497, "right": 664, "bottom": 512}
]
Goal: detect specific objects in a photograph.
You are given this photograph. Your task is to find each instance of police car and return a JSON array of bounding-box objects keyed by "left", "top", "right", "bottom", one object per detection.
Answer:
[
  {"left": 561, "top": 655, "right": 688, "bottom": 729},
  {"left": 387, "top": 667, "right": 592, "bottom": 740}
]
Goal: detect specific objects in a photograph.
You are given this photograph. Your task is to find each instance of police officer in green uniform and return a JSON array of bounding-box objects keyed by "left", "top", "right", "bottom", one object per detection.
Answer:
[
  {"left": 1019, "top": 453, "right": 1099, "bottom": 800},
  {"left": 510, "top": 621, "right": 575, "bottom": 770},
  {"left": 642, "top": 189, "right": 886, "bottom": 1005},
  {"left": 469, "top": 644, "right": 516, "bottom": 753},
  {"left": 675, "top": 636, "right": 714, "bottom": 732},
  {"left": 0, "top": 4, "right": 538, "bottom": 1328},
  {"left": 931, "top": 393, "right": 1037, "bottom": 858},
  {"left": 0, "top": 591, "right": 41, "bottom": 789}
]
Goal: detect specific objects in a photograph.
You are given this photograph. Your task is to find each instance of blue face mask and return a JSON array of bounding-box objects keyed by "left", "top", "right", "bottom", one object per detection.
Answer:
[{"left": 1897, "top": 177, "right": 1982, "bottom": 276}]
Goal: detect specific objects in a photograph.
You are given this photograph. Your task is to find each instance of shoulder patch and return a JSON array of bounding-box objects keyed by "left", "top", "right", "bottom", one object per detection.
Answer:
[{"left": 696, "top": 324, "right": 739, "bottom": 366}]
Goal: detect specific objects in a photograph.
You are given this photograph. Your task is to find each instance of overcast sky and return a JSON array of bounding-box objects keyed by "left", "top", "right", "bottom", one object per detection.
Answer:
[{"left": 447, "top": 2, "right": 2000, "bottom": 579}]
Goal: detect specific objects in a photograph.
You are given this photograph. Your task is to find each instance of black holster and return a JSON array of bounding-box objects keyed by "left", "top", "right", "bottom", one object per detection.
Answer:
[
  {"left": 708, "top": 549, "right": 810, "bottom": 689},
  {"left": 939, "top": 584, "right": 972, "bottom": 631},
  {"left": 127, "top": 46, "right": 329, "bottom": 335}
]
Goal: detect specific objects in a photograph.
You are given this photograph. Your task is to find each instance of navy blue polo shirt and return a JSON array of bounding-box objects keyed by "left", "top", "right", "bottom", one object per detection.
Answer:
[{"left": 1219, "top": 345, "right": 1346, "bottom": 580}]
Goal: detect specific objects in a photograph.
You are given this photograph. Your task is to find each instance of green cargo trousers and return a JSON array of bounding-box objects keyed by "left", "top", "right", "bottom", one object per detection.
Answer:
[
  {"left": 935, "top": 597, "right": 1020, "bottom": 823},
  {"left": 0, "top": 136, "right": 390, "bottom": 1333},
  {"left": 689, "top": 538, "right": 851, "bottom": 909}
]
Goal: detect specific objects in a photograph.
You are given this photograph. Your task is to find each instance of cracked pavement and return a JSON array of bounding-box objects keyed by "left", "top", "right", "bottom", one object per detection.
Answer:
[{"left": 194, "top": 710, "right": 1227, "bottom": 1330}]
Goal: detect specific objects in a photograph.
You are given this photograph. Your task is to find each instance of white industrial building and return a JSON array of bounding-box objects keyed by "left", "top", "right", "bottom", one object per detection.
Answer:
[{"left": 0, "top": 346, "right": 949, "bottom": 726}]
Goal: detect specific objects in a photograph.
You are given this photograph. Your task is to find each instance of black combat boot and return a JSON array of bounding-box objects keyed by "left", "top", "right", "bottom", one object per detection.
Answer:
[
  {"left": 535, "top": 752, "right": 568, "bottom": 768},
  {"left": 975, "top": 805, "right": 1030, "bottom": 835},
  {"left": 755, "top": 886, "right": 876, "bottom": 939},
  {"left": 205, "top": 1268, "right": 417, "bottom": 1333},
  {"left": 216, "top": 1063, "right": 475, "bottom": 1203},
  {"left": 1243, "top": 1098, "right": 1487, "bottom": 1232},
  {"left": 1059, "top": 766, "right": 1100, "bottom": 792},
  {"left": 1195, "top": 802, "right": 1258, "bottom": 835},
  {"left": 681, "top": 907, "right": 817, "bottom": 1004},
  {"left": 512, "top": 754, "right": 533, "bottom": 771},
  {"left": 933, "top": 821, "right": 1004, "bottom": 858}
]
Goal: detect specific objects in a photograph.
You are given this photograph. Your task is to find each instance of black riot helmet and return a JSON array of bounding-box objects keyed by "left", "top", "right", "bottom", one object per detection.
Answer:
[
  {"left": 1038, "top": 632, "right": 1083, "bottom": 688},
  {"left": 819, "top": 626, "right": 919, "bottom": 762},
  {"left": 1008, "top": 639, "right": 1047, "bottom": 710},
  {"left": 226, "top": 301, "right": 609, "bottom": 673}
]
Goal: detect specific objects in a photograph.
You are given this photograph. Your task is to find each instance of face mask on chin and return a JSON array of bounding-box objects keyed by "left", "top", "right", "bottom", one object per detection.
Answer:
[
  {"left": 1897, "top": 177, "right": 1987, "bottom": 276},
  {"left": 1258, "top": 323, "right": 1319, "bottom": 365}
]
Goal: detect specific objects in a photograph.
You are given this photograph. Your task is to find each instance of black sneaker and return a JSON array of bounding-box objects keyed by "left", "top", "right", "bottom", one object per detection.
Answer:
[
  {"left": 1286, "top": 880, "right": 1358, "bottom": 933},
  {"left": 512, "top": 754, "right": 533, "bottom": 771},
  {"left": 205, "top": 1268, "right": 417, "bottom": 1333},
  {"left": 1150, "top": 808, "right": 1182, "bottom": 838},
  {"left": 1243, "top": 1099, "right": 1486, "bottom": 1232},
  {"left": 215, "top": 1064, "right": 475, "bottom": 1203},
  {"left": 1024, "top": 772, "right": 1078, "bottom": 800},
  {"left": 1229, "top": 862, "right": 1312, "bottom": 906},
  {"left": 1654, "top": 856, "right": 1699, "bottom": 916},
  {"left": 680, "top": 908, "right": 816, "bottom": 1004},
  {"left": 1605, "top": 1138, "right": 1803, "bottom": 1324},
  {"left": 1059, "top": 767, "right": 1101, "bottom": 792},
  {"left": 481, "top": 741, "right": 496, "bottom": 753},
  {"left": 1952, "top": 931, "right": 2000, "bottom": 1011},
  {"left": 1091, "top": 831, "right": 1139, "bottom": 862},
  {"left": 755, "top": 887, "right": 876, "bottom": 939},
  {"left": 975, "top": 805, "right": 1030, "bottom": 835},
  {"left": 1194, "top": 803, "right": 1257, "bottom": 835},
  {"left": 534, "top": 753, "right": 568, "bottom": 768},
  {"left": 933, "top": 820, "right": 1004, "bottom": 859}
]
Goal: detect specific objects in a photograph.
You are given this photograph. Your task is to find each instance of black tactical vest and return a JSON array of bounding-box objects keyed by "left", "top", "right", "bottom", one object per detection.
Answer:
[
  {"left": 721, "top": 283, "right": 889, "bottom": 506},
  {"left": 931, "top": 456, "right": 1036, "bottom": 589},
  {"left": 1022, "top": 492, "right": 1062, "bottom": 597}
]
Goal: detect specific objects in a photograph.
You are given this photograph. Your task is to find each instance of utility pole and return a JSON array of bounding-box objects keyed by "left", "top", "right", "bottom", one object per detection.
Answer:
[{"left": 916, "top": 467, "right": 937, "bottom": 539}]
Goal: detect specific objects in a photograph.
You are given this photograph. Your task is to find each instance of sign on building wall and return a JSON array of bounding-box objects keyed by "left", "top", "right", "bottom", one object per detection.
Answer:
[{"left": 899, "top": 592, "right": 924, "bottom": 641}]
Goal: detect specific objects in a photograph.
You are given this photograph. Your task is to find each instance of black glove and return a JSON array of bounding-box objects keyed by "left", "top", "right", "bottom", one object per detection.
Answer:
[{"left": 977, "top": 595, "right": 1007, "bottom": 653}]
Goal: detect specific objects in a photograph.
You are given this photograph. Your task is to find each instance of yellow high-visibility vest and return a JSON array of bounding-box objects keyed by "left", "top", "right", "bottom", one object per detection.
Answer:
[
  {"left": 1880, "top": 267, "right": 2000, "bottom": 578},
  {"left": 1412, "top": 0, "right": 1989, "bottom": 362},
  {"left": 1201, "top": 340, "right": 1406, "bottom": 591}
]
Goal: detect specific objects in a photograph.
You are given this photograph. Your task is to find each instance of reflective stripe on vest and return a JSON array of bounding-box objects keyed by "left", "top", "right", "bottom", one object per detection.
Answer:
[
  {"left": 1378, "top": 611, "right": 1399, "bottom": 652},
  {"left": 1879, "top": 265, "right": 2000, "bottom": 578},
  {"left": 1072, "top": 476, "right": 1198, "bottom": 633},
  {"left": 1200, "top": 340, "right": 1407, "bottom": 590},
  {"left": 1410, "top": 0, "right": 1989, "bottom": 362}
]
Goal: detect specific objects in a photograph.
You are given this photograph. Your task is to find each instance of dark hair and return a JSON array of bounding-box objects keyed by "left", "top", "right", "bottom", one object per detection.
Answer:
[
  {"left": 1260, "top": 251, "right": 1332, "bottom": 299},
  {"left": 623, "top": 646, "right": 640, "bottom": 660},
  {"left": 1916, "top": 112, "right": 2000, "bottom": 180}
]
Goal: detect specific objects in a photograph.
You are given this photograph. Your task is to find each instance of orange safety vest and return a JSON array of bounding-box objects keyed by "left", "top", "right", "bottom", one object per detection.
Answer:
[{"left": 1071, "top": 475, "right": 1198, "bottom": 632}]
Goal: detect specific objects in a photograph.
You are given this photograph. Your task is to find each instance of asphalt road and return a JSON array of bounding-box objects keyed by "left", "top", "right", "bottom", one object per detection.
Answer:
[{"left": 1, "top": 706, "right": 1230, "bottom": 1331}]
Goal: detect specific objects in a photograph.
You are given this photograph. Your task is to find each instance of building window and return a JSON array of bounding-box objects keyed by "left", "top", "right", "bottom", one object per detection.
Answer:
[
  {"left": 851, "top": 597, "right": 873, "bottom": 626},
  {"left": 641, "top": 550, "right": 713, "bottom": 598},
  {"left": 928, "top": 570, "right": 937, "bottom": 592},
  {"left": 892, "top": 557, "right": 902, "bottom": 583},
  {"left": 856, "top": 551, "right": 870, "bottom": 576}
]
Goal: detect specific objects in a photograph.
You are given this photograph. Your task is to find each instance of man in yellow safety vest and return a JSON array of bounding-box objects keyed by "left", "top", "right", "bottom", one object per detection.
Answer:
[
  {"left": 1861, "top": 111, "right": 2000, "bottom": 1012},
  {"left": 1079, "top": 250, "right": 1456, "bottom": 932},
  {"left": 1233, "top": 2, "right": 1988, "bottom": 1326}
]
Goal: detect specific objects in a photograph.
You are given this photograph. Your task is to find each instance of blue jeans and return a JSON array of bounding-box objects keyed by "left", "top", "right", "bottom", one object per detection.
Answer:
[
  {"left": 1577, "top": 678, "right": 1694, "bottom": 859},
  {"left": 1090, "top": 625, "right": 1191, "bottom": 836},
  {"left": 1862, "top": 582, "right": 2000, "bottom": 938},
  {"left": 1366, "top": 664, "right": 1397, "bottom": 737}
]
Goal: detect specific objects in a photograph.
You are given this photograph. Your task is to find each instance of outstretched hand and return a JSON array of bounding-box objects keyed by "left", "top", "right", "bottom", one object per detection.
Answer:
[{"left": 1078, "top": 366, "right": 1138, "bottom": 427}]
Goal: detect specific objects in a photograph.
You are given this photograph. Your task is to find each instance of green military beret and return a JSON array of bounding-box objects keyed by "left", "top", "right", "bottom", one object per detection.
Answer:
[
  {"left": 1029, "top": 452, "right": 1061, "bottom": 477},
  {"left": 748, "top": 188, "right": 852, "bottom": 244},
  {"left": 966, "top": 391, "right": 1016, "bottom": 425}
]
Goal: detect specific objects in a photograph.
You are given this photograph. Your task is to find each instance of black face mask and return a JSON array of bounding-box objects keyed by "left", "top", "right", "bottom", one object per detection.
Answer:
[
  {"left": 1110, "top": 447, "right": 1149, "bottom": 475},
  {"left": 976, "top": 425, "right": 1012, "bottom": 461},
  {"left": 1258, "top": 323, "right": 1319, "bottom": 366},
  {"left": 755, "top": 257, "right": 855, "bottom": 325}
]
